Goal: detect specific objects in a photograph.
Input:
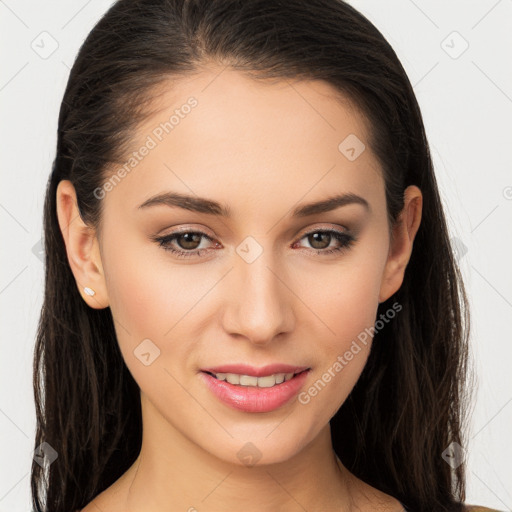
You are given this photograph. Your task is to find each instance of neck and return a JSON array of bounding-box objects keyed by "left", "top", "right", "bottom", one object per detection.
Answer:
[{"left": 114, "top": 393, "right": 357, "bottom": 512}]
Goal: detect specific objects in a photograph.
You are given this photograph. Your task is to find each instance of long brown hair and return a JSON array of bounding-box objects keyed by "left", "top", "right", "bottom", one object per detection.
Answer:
[{"left": 32, "top": 1, "right": 472, "bottom": 511}]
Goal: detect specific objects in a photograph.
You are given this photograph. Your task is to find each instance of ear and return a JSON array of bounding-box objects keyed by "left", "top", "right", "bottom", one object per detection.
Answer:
[
  {"left": 56, "top": 180, "right": 109, "bottom": 309},
  {"left": 379, "top": 185, "right": 423, "bottom": 303}
]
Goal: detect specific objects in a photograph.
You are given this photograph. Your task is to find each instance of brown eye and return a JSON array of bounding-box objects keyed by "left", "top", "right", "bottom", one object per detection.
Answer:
[
  {"left": 307, "top": 232, "right": 332, "bottom": 250},
  {"left": 175, "top": 232, "right": 203, "bottom": 250},
  {"left": 152, "top": 227, "right": 355, "bottom": 260},
  {"left": 152, "top": 230, "right": 216, "bottom": 259},
  {"left": 294, "top": 229, "right": 356, "bottom": 256}
]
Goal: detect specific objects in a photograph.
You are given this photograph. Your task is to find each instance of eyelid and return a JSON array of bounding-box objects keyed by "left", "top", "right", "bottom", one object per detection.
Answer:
[
  {"left": 156, "top": 222, "right": 351, "bottom": 242},
  {"left": 157, "top": 224, "right": 216, "bottom": 238},
  {"left": 297, "top": 223, "right": 350, "bottom": 237}
]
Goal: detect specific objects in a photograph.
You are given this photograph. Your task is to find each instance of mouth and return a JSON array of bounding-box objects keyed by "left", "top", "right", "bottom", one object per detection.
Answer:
[
  {"left": 199, "top": 367, "right": 311, "bottom": 413},
  {"left": 201, "top": 368, "right": 310, "bottom": 388}
]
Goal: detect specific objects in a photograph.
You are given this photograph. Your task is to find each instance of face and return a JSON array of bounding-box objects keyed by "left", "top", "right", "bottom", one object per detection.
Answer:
[{"left": 58, "top": 65, "right": 420, "bottom": 467}]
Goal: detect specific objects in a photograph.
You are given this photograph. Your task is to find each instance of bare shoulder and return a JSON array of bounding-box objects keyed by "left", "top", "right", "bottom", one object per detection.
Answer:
[
  {"left": 78, "top": 491, "right": 120, "bottom": 512},
  {"left": 78, "top": 492, "right": 112, "bottom": 512},
  {"left": 78, "top": 478, "right": 128, "bottom": 512},
  {"left": 345, "top": 473, "right": 406, "bottom": 511},
  {"left": 464, "top": 505, "right": 504, "bottom": 512},
  {"left": 78, "top": 459, "right": 140, "bottom": 512}
]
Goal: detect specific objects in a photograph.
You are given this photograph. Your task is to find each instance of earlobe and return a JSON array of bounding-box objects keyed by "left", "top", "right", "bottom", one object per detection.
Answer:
[
  {"left": 378, "top": 185, "right": 423, "bottom": 303},
  {"left": 55, "top": 180, "right": 109, "bottom": 309}
]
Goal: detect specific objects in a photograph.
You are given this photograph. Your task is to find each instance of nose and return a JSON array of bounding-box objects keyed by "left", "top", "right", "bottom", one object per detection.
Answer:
[{"left": 221, "top": 252, "right": 295, "bottom": 346}]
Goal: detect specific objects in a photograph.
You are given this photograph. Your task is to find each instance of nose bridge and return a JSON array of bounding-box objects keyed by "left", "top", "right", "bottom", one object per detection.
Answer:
[{"left": 222, "top": 239, "right": 293, "bottom": 344}]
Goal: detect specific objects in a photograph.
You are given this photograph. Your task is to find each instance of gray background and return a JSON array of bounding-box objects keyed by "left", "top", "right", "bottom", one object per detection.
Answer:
[{"left": 0, "top": 0, "right": 511, "bottom": 510}]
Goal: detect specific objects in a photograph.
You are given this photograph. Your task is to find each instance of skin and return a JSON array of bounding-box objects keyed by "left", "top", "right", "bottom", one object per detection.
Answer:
[{"left": 57, "top": 65, "right": 422, "bottom": 512}]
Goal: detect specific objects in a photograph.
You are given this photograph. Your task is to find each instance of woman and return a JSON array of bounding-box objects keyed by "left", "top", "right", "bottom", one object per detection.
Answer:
[{"left": 31, "top": 0, "right": 500, "bottom": 511}]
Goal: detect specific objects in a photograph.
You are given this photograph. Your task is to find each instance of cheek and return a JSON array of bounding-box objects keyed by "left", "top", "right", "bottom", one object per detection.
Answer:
[
  {"left": 298, "top": 270, "right": 378, "bottom": 424},
  {"left": 325, "top": 272, "right": 378, "bottom": 325},
  {"left": 101, "top": 234, "right": 193, "bottom": 374},
  {"left": 103, "top": 255, "right": 197, "bottom": 408},
  {"left": 307, "top": 251, "right": 386, "bottom": 349},
  {"left": 297, "top": 246, "right": 386, "bottom": 412},
  {"left": 103, "top": 229, "right": 203, "bottom": 337}
]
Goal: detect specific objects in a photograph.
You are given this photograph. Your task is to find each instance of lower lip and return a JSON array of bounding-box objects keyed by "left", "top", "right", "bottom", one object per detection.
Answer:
[{"left": 199, "top": 370, "right": 310, "bottom": 413}]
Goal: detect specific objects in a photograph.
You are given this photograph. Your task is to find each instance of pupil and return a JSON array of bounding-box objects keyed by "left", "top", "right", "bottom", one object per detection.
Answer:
[
  {"left": 180, "top": 233, "right": 201, "bottom": 249},
  {"left": 309, "top": 232, "right": 330, "bottom": 249}
]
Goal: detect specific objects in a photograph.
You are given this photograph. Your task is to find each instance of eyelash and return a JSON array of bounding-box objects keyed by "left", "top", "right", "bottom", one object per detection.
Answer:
[{"left": 152, "top": 228, "right": 356, "bottom": 259}]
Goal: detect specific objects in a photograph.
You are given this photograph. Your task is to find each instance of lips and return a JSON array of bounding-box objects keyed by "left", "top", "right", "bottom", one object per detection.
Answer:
[
  {"left": 200, "top": 363, "right": 310, "bottom": 378},
  {"left": 199, "top": 367, "right": 311, "bottom": 413}
]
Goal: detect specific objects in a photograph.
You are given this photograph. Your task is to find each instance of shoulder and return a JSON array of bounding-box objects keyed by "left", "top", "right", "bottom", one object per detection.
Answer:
[{"left": 464, "top": 505, "right": 504, "bottom": 512}]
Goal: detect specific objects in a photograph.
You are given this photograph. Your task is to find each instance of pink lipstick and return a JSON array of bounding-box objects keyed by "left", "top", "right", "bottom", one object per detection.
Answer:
[{"left": 199, "top": 364, "right": 310, "bottom": 413}]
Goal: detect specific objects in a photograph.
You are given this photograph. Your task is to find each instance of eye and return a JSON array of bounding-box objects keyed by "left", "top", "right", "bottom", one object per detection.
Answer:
[
  {"left": 293, "top": 228, "right": 356, "bottom": 255},
  {"left": 152, "top": 227, "right": 356, "bottom": 259},
  {"left": 152, "top": 229, "right": 218, "bottom": 259}
]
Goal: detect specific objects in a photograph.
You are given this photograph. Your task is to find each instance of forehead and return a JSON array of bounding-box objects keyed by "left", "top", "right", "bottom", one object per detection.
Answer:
[{"left": 102, "top": 66, "right": 383, "bottom": 219}]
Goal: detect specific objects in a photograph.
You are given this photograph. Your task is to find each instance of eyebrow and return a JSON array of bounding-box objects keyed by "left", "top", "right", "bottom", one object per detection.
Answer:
[{"left": 137, "top": 191, "right": 370, "bottom": 217}]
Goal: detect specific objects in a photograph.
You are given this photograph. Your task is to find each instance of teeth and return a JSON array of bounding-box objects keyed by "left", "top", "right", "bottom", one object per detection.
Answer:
[{"left": 213, "top": 372, "right": 298, "bottom": 387}]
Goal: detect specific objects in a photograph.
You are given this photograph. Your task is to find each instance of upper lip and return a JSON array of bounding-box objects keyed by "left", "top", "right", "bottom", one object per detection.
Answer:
[{"left": 201, "top": 364, "right": 310, "bottom": 377}]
